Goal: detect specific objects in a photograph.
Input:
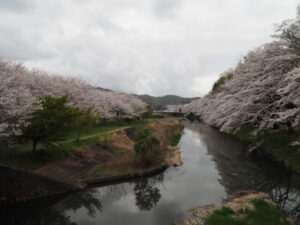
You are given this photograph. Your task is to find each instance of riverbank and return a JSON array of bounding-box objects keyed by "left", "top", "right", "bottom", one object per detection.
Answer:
[
  {"left": 86, "top": 118, "right": 183, "bottom": 182},
  {"left": 0, "top": 118, "right": 183, "bottom": 205},
  {"left": 0, "top": 119, "right": 152, "bottom": 171},
  {"left": 185, "top": 118, "right": 300, "bottom": 173},
  {"left": 35, "top": 118, "right": 183, "bottom": 185},
  {"left": 0, "top": 165, "right": 78, "bottom": 206},
  {"left": 181, "top": 192, "right": 293, "bottom": 225}
]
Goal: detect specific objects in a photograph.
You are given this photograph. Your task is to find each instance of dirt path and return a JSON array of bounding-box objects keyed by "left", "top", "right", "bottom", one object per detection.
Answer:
[{"left": 62, "top": 126, "right": 131, "bottom": 144}]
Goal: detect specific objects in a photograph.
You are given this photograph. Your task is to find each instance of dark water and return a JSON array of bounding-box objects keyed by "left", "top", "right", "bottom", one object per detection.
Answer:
[{"left": 2, "top": 122, "right": 300, "bottom": 225}]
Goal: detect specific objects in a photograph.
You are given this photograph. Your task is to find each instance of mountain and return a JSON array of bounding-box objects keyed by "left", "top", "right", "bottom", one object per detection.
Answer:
[{"left": 137, "top": 94, "right": 199, "bottom": 110}]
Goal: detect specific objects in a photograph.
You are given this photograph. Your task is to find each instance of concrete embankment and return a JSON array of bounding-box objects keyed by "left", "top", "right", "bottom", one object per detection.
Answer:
[{"left": 0, "top": 165, "right": 78, "bottom": 206}]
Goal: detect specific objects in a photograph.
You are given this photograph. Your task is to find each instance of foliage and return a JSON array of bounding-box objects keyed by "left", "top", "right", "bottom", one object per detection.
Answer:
[
  {"left": 0, "top": 118, "right": 151, "bottom": 170},
  {"left": 133, "top": 127, "right": 162, "bottom": 167},
  {"left": 20, "top": 95, "right": 79, "bottom": 152},
  {"left": 96, "top": 135, "right": 109, "bottom": 150},
  {"left": 73, "top": 107, "right": 99, "bottom": 141},
  {"left": 170, "top": 133, "right": 182, "bottom": 146},
  {"left": 0, "top": 61, "right": 145, "bottom": 137},
  {"left": 183, "top": 14, "right": 300, "bottom": 134},
  {"left": 134, "top": 179, "right": 161, "bottom": 211},
  {"left": 205, "top": 199, "right": 291, "bottom": 225},
  {"left": 182, "top": 8, "right": 300, "bottom": 171},
  {"left": 212, "top": 71, "right": 234, "bottom": 92},
  {"left": 233, "top": 124, "right": 256, "bottom": 141},
  {"left": 142, "top": 104, "right": 153, "bottom": 118},
  {"left": 185, "top": 112, "right": 201, "bottom": 122},
  {"left": 274, "top": 6, "right": 300, "bottom": 54},
  {"left": 150, "top": 113, "right": 165, "bottom": 119}
]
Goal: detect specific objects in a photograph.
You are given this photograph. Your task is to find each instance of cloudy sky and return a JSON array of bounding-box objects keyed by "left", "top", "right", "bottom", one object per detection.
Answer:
[{"left": 0, "top": 0, "right": 299, "bottom": 97}]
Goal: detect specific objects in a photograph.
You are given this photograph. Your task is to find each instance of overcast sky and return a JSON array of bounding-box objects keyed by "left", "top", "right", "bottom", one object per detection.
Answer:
[{"left": 0, "top": 0, "right": 299, "bottom": 97}]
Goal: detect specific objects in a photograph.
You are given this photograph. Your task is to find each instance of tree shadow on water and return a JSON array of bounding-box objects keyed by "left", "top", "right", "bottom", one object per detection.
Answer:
[
  {"left": 1, "top": 189, "right": 102, "bottom": 225},
  {"left": 133, "top": 175, "right": 163, "bottom": 211}
]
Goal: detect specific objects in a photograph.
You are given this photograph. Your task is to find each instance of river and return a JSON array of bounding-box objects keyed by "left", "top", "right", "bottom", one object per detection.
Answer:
[{"left": 2, "top": 122, "right": 300, "bottom": 225}]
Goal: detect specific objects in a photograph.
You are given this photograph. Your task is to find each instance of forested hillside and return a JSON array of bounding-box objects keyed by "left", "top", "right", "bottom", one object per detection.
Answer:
[
  {"left": 183, "top": 8, "right": 300, "bottom": 170},
  {"left": 0, "top": 61, "right": 145, "bottom": 136},
  {"left": 137, "top": 94, "right": 199, "bottom": 110}
]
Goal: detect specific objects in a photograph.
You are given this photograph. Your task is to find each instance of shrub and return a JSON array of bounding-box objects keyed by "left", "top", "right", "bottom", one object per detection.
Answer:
[
  {"left": 185, "top": 112, "right": 201, "bottom": 122},
  {"left": 170, "top": 133, "right": 182, "bottom": 146},
  {"left": 133, "top": 128, "right": 162, "bottom": 167}
]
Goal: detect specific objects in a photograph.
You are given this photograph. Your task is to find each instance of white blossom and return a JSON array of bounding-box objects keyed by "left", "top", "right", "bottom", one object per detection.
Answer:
[{"left": 0, "top": 61, "right": 145, "bottom": 135}]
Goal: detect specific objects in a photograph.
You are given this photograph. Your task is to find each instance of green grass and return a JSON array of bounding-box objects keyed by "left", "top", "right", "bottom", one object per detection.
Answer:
[
  {"left": 170, "top": 133, "right": 182, "bottom": 146},
  {"left": 0, "top": 119, "right": 152, "bottom": 170},
  {"left": 205, "top": 198, "right": 291, "bottom": 225}
]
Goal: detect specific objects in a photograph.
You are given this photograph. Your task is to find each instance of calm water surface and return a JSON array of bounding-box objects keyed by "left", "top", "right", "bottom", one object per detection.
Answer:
[{"left": 2, "top": 122, "right": 300, "bottom": 224}]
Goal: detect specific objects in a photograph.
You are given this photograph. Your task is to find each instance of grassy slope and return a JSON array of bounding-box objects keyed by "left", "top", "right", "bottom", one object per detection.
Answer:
[
  {"left": 234, "top": 124, "right": 300, "bottom": 172},
  {"left": 0, "top": 119, "right": 152, "bottom": 171},
  {"left": 205, "top": 198, "right": 291, "bottom": 225},
  {"left": 89, "top": 118, "right": 183, "bottom": 179}
]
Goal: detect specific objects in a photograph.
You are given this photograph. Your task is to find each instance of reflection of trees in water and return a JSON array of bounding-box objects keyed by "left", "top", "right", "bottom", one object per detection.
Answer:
[
  {"left": 134, "top": 175, "right": 163, "bottom": 211},
  {"left": 186, "top": 122, "right": 300, "bottom": 224},
  {"left": 99, "top": 182, "right": 135, "bottom": 202},
  {"left": 37, "top": 189, "right": 102, "bottom": 225},
  {"left": 28, "top": 208, "right": 78, "bottom": 225},
  {"left": 94, "top": 174, "right": 164, "bottom": 211},
  {"left": 271, "top": 183, "right": 300, "bottom": 224},
  {"left": 2, "top": 189, "right": 102, "bottom": 225},
  {"left": 58, "top": 189, "right": 102, "bottom": 216}
]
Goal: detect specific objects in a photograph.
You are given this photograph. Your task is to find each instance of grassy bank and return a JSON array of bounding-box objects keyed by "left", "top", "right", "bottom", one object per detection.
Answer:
[
  {"left": 205, "top": 198, "right": 291, "bottom": 225},
  {"left": 0, "top": 119, "right": 152, "bottom": 170},
  {"left": 88, "top": 118, "right": 183, "bottom": 180},
  {"left": 233, "top": 124, "right": 300, "bottom": 172},
  {"left": 183, "top": 193, "right": 292, "bottom": 225}
]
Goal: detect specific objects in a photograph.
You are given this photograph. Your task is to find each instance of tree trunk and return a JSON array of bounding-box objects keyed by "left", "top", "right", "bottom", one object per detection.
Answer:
[{"left": 32, "top": 140, "right": 38, "bottom": 153}]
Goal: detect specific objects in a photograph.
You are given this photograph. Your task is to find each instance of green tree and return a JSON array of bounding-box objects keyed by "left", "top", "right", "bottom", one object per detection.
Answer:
[
  {"left": 142, "top": 104, "right": 153, "bottom": 118},
  {"left": 73, "top": 107, "right": 99, "bottom": 142},
  {"left": 133, "top": 127, "right": 161, "bottom": 167},
  {"left": 20, "top": 95, "right": 79, "bottom": 153},
  {"left": 275, "top": 6, "right": 300, "bottom": 54}
]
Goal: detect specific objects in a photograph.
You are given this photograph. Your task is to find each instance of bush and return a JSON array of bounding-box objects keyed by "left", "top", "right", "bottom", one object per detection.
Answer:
[
  {"left": 170, "top": 133, "right": 182, "bottom": 146},
  {"left": 133, "top": 128, "right": 162, "bottom": 167},
  {"left": 186, "top": 112, "right": 201, "bottom": 122}
]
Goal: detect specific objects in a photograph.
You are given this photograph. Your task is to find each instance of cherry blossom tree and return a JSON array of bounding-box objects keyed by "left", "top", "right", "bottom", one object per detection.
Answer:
[
  {"left": 0, "top": 61, "right": 145, "bottom": 136},
  {"left": 183, "top": 10, "right": 300, "bottom": 136}
]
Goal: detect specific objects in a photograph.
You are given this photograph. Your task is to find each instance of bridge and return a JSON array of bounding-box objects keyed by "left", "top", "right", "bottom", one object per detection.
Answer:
[{"left": 156, "top": 111, "right": 184, "bottom": 117}]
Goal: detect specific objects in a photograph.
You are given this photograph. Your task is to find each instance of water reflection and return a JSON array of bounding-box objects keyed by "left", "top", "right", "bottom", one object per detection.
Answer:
[
  {"left": 134, "top": 175, "right": 163, "bottom": 211},
  {"left": 187, "top": 121, "right": 300, "bottom": 223},
  {"left": 3, "top": 122, "right": 300, "bottom": 224},
  {"left": 59, "top": 189, "right": 102, "bottom": 216},
  {"left": 0, "top": 189, "right": 101, "bottom": 225}
]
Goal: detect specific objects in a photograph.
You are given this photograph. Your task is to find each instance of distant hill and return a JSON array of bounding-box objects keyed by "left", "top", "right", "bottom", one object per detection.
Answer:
[{"left": 137, "top": 94, "right": 200, "bottom": 110}]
